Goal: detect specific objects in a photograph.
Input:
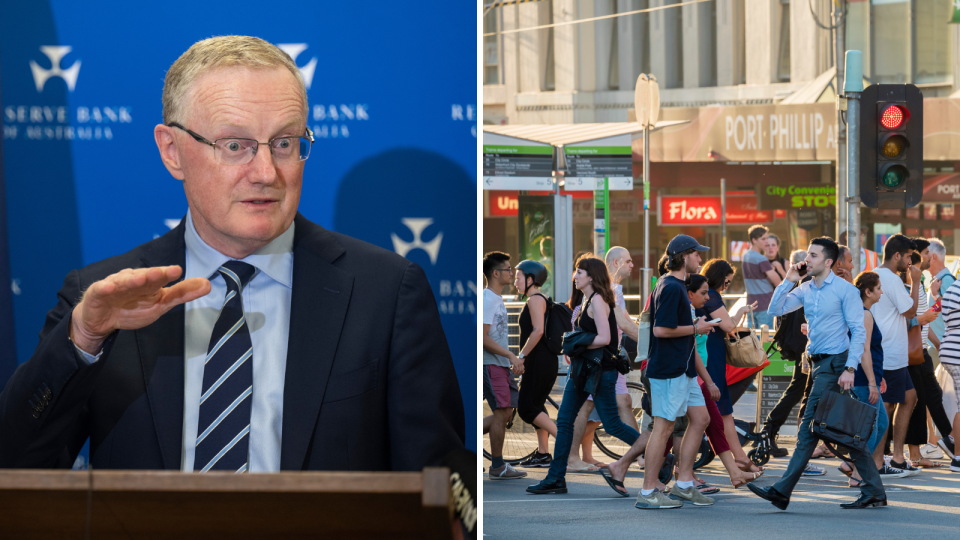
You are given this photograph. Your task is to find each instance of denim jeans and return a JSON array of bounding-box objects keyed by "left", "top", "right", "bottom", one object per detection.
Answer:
[
  {"left": 853, "top": 385, "right": 889, "bottom": 454},
  {"left": 544, "top": 369, "right": 640, "bottom": 482},
  {"left": 772, "top": 352, "right": 885, "bottom": 498}
]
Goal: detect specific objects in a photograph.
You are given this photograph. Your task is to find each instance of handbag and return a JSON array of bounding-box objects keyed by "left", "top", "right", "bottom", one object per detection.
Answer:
[
  {"left": 630, "top": 307, "right": 652, "bottom": 370},
  {"left": 724, "top": 311, "right": 766, "bottom": 369},
  {"left": 907, "top": 321, "right": 924, "bottom": 366},
  {"left": 614, "top": 345, "right": 631, "bottom": 375},
  {"left": 810, "top": 389, "right": 878, "bottom": 463}
]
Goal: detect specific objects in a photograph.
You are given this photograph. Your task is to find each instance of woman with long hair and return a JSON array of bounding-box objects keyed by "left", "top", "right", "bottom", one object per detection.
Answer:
[
  {"left": 513, "top": 259, "right": 558, "bottom": 468},
  {"left": 698, "top": 258, "right": 762, "bottom": 475},
  {"left": 527, "top": 256, "right": 640, "bottom": 495},
  {"left": 766, "top": 233, "right": 787, "bottom": 279}
]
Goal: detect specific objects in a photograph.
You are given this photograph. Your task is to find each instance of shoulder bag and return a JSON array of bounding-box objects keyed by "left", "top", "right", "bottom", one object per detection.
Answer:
[
  {"left": 630, "top": 306, "right": 652, "bottom": 370},
  {"left": 724, "top": 310, "right": 767, "bottom": 369},
  {"left": 907, "top": 319, "right": 924, "bottom": 366},
  {"left": 811, "top": 389, "right": 878, "bottom": 463}
]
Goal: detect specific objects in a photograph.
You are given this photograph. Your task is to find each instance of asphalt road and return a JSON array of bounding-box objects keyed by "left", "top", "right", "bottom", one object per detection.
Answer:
[{"left": 482, "top": 386, "right": 960, "bottom": 539}]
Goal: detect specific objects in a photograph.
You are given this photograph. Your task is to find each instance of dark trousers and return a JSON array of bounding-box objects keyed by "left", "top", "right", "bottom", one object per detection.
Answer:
[
  {"left": 905, "top": 349, "right": 954, "bottom": 446},
  {"left": 763, "top": 361, "right": 809, "bottom": 434},
  {"left": 773, "top": 352, "right": 885, "bottom": 499},
  {"left": 545, "top": 370, "right": 639, "bottom": 482}
]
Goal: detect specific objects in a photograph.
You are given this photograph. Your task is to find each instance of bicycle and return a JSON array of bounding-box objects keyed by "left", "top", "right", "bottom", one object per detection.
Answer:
[
  {"left": 593, "top": 381, "right": 715, "bottom": 470},
  {"left": 482, "top": 374, "right": 560, "bottom": 465}
]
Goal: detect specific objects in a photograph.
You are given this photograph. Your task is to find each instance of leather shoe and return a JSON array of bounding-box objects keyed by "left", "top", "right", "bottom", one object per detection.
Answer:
[
  {"left": 840, "top": 494, "right": 887, "bottom": 509},
  {"left": 526, "top": 478, "right": 567, "bottom": 494},
  {"left": 746, "top": 483, "right": 789, "bottom": 510}
]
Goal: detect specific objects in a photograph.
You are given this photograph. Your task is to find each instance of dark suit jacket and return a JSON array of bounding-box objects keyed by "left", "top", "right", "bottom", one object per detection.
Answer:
[{"left": 0, "top": 214, "right": 465, "bottom": 470}]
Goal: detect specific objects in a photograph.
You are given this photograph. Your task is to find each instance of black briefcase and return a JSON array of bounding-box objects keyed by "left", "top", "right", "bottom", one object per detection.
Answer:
[{"left": 810, "top": 390, "right": 877, "bottom": 463}]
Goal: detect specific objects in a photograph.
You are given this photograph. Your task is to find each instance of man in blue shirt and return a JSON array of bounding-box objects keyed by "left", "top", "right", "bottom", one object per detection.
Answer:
[{"left": 748, "top": 237, "right": 887, "bottom": 510}]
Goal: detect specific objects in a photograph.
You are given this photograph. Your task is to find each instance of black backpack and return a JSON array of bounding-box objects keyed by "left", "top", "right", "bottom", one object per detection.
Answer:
[
  {"left": 772, "top": 277, "right": 809, "bottom": 361},
  {"left": 532, "top": 294, "right": 573, "bottom": 355}
]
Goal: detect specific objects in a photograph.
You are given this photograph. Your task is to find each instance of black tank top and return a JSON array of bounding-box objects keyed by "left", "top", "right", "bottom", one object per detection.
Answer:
[
  {"left": 576, "top": 292, "right": 618, "bottom": 371},
  {"left": 519, "top": 294, "right": 553, "bottom": 362}
]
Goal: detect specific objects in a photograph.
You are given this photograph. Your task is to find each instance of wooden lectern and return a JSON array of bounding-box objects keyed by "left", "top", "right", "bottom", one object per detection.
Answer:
[{"left": 0, "top": 468, "right": 454, "bottom": 539}]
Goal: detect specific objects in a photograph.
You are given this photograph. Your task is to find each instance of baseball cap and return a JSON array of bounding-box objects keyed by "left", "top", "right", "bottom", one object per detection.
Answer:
[{"left": 666, "top": 234, "right": 709, "bottom": 257}]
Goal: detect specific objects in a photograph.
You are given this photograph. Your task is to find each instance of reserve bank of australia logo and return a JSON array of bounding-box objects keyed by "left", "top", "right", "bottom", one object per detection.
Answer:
[
  {"left": 30, "top": 46, "right": 81, "bottom": 92},
  {"left": 277, "top": 43, "right": 317, "bottom": 90},
  {"left": 391, "top": 218, "right": 443, "bottom": 265}
]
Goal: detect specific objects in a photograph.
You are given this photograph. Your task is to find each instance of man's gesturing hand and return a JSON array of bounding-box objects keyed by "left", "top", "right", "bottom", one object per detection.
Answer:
[{"left": 70, "top": 266, "right": 211, "bottom": 354}]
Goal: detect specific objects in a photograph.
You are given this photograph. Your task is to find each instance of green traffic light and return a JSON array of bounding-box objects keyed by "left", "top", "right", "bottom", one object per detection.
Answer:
[{"left": 881, "top": 167, "right": 905, "bottom": 188}]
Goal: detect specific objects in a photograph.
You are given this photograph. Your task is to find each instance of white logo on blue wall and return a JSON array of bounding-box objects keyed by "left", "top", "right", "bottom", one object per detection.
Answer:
[
  {"left": 30, "top": 46, "right": 81, "bottom": 92},
  {"left": 391, "top": 218, "right": 443, "bottom": 265},
  {"left": 277, "top": 44, "right": 317, "bottom": 90}
]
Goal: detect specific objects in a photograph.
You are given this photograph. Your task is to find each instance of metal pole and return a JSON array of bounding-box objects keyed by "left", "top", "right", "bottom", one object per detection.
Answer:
[
  {"left": 642, "top": 123, "right": 651, "bottom": 308},
  {"left": 721, "top": 178, "right": 727, "bottom": 260},
  {"left": 845, "top": 51, "right": 863, "bottom": 272},
  {"left": 835, "top": 3, "right": 847, "bottom": 242}
]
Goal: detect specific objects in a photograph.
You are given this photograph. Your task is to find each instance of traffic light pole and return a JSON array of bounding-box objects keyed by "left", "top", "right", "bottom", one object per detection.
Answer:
[
  {"left": 845, "top": 51, "right": 863, "bottom": 273},
  {"left": 834, "top": 2, "right": 847, "bottom": 242},
  {"left": 642, "top": 123, "right": 652, "bottom": 309}
]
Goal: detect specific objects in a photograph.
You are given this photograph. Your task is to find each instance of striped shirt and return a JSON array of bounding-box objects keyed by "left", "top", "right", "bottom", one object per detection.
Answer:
[
  {"left": 939, "top": 278, "right": 960, "bottom": 366},
  {"left": 918, "top": 278, "right": 929, "bottom": 347}
]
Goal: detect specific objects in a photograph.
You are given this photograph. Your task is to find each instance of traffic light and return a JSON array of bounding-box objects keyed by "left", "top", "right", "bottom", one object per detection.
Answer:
[{"left": 859, "top": 84, "right": 923, "bottom": 208}]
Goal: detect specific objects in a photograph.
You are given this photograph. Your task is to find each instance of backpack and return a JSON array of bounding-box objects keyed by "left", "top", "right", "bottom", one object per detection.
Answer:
[
  {"left": 532, "top": 294, "right": 573, "bottom": 355},
  {"left": 772, "top": 278, "right": 809, "bottom": 361}
]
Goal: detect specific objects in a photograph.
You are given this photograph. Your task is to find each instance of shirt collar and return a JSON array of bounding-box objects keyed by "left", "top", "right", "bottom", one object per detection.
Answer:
[
  {"left": 936, "top": 268, "right": 951, "bottom": 280},
  {"left": 184, "top": 210, "right": 294, "bottom": 288},
  {"left": 807, "top": 270, "right": 836, "bottom": 290}
]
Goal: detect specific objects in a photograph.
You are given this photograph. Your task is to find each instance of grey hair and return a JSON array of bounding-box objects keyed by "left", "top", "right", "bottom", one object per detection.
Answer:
[
  {"left": 790, "top": 249, "right": 807, "bottom": 265},
  {"left": 929, "top": 238, "right": 946, "bottom": 261},
  {"left": 162, "top": 35, "right": 308, "bottom": 125}
]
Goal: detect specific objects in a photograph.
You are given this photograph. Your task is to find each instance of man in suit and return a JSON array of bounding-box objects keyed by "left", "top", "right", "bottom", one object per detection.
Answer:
[{"left": 0, "top": 35, "right": 464, "bottom": 472}]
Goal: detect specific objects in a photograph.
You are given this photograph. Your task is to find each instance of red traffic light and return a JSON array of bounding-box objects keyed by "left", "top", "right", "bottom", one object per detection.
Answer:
[{"left": 880, "top": 104, "right": 909, "bottom": 129}]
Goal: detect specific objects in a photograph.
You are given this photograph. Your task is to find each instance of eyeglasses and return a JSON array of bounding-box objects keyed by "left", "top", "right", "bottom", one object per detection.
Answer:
[
  {"left": 168, "top": 122, "right": 314, "bottom": 165},
  {"left": 723, "top": 280, "right": 732, "bottom": 287},
  {"left": 496, "top": 266, "right": 513, "bottom": 274}
]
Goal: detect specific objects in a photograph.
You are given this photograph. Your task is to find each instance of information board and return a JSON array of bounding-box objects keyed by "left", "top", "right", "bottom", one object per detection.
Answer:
[
  {"left": 756, "top": 355, "right": 802, "bottom": 436},
  {"left": 562, "top": 134, "right": 633, "bottom": 191},
  {"left": 482, "top": 133, "right": 553, "bottom": 190}
]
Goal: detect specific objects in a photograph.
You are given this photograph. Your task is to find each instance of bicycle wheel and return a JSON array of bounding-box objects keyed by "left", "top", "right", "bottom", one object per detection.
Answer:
[
  {"left": 593, "top": 381, "right": 645, "bottom": 460},
  {"left": 693, "top": 435, "right": 715, "bottom": 469},
  {"left": 482, "top": 381, "right": 561, "bottom": 464}
]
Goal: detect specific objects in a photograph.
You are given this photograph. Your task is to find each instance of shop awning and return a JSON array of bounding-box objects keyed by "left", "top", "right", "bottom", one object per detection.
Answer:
[{"left": 481, "top": 120, "right": 689, "bottom": 147}]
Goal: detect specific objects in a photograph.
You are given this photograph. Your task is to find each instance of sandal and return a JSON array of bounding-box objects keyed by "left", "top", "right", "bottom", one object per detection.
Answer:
[
  {"left": 735, "top": 459, "right": 763, "bottom": 474},
  {"left": 568, "top": 464, "right": 601, "bottom": 472},
  {"left": 695, "top": 482, "right": 720, "bottom": 495},
  {"left": 731, "top": 470, "right": 763, "bottom": 489},
  {"left": 600, "top": 467, "right": 629, "bottom": 497},
  {"left": 837, "top": 463, "right": 854, "bottom": 478},
  {"left": 811, "top": 444, "right": 834, "bottom": 459},
  {"left": 917, "top": 459, "right": 944, "bottom": 469},
  {"left": 848, "top": 477, "right": 864, "bottom": 488}
]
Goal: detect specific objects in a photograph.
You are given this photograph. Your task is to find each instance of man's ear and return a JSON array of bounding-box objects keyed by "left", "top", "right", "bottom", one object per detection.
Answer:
[{"left": 155, "top": 124, "right": 185, "bottom": 181}]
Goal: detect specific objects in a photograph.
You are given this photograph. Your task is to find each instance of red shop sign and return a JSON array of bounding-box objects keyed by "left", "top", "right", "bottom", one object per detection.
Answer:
[{"left": 659, "top": 195, "right": 773, "bottom": 226}]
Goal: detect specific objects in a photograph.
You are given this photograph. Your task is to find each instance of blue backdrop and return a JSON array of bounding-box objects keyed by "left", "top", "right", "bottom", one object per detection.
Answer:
[{"left": 0, "top": 1, "right": 477, "bottom": 451}]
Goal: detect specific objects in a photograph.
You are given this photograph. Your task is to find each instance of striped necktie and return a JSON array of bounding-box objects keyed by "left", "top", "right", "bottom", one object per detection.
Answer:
[{"left": 195, "top": 260, "right": 257, "bottom": 473}]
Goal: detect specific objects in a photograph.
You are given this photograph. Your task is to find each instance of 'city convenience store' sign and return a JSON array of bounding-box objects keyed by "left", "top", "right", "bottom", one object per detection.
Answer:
[
  {"left": 658, "top": 194, "right": 772, "bottom": 226},
  {"left": 758, "top": 184, "right": 837, "bottom": 208}
]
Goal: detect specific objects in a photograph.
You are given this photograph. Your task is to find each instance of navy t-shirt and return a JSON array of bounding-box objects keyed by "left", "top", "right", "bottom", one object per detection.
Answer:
[
  {"left": 647, "top": 275, "right": 696, "bottom": 379},
  {"left": 854, "top": 306, "right": 884, "bottom": 387}
]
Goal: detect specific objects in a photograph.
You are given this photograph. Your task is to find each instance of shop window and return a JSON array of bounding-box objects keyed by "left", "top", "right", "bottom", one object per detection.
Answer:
[{"left": 483, "top": 9, "right": 500, "bottom": 85}]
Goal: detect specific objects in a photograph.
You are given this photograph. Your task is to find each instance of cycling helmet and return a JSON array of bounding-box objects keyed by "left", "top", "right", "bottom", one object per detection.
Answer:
[{"left": 515, "top": 260, "right": 548, "bottom": 290}]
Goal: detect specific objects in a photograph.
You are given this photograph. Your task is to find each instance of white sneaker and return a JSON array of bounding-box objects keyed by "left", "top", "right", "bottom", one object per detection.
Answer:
[
  {"left": 920, "top": 443, "right": 944, "bottom": 460},
  {"left": 802, "top": 463, "right": 826, "bottom": 476}
]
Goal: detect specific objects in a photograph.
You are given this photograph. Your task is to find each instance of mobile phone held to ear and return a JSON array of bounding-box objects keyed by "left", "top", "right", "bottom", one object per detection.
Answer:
[{"left": 797, "top": 263, "right": 807, "bottom": 276}]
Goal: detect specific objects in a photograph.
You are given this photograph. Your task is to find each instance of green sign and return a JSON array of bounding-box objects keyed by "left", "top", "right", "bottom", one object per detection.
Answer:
[{"left": 758, "top": 184, "right": 837, "bottom": 209}]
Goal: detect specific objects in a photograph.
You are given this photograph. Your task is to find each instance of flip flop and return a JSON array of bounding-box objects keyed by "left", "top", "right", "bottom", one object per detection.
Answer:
[
  {"left": 837, "top": 464, "right": 853, "bottom": 478},
  {"left": 917, "top": 459, "right": 944, "bottom": 469},
  {"left": 568, "top": 464, "right": 601, "bottom": 472},
  {"left": 600, "top": 467, "right": 629, "bottom": 497},
  {"left": 695, "top": 482, "right": 720, "bottom": 495}
]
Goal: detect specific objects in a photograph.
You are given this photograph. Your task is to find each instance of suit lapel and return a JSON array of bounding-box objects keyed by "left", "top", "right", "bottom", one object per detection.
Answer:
[
  {"left": 280, "top": 215, "right": 351, "bottom": 470},
  {"left": 136, "top": 218, "right": 188, "bottom": 470}
]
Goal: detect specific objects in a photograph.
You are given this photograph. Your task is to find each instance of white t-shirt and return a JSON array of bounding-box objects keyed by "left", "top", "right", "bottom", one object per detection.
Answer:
[
  {"left": 482, "top": 288, "right": 511, "bottom": 367},
  {"left": 870, "top": 268, "right": 915, "bottom": 370}
]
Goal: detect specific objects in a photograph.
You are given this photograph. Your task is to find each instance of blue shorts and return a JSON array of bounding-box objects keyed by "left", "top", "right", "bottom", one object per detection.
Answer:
[
  {"left": 880, "top": 366, "right": 914, "bottom": 404},
  {"left": 649, "top": 375, "right": 705, "bottom": 420}
]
